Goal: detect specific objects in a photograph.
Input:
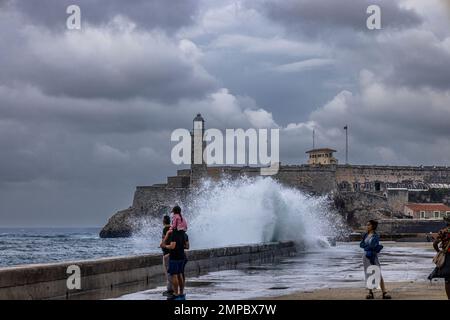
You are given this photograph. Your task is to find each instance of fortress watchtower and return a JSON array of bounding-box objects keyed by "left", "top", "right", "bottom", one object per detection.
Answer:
[{"left": 306, "top": 148, "right": 338, "bottom": 165}]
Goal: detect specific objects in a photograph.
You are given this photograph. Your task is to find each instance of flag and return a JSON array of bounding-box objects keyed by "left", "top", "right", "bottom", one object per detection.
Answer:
[{"left": 344, "top": 126, "right": 348, "bottom": 130}]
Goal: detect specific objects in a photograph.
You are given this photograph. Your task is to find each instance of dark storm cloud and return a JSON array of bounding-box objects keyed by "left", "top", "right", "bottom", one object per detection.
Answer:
[
  {"left": 0, "top": 119, "right": 178, "bottom": 226},
  {"left": 285, "top": 69, "right": 450, "bottom": 166},
  {"left": 4, "top": 0, "right": 200, "bottom": 32},
  {"left": 0, "top": 6, "right": 217, "bottom": 102},
  {"left": 0, "top": 0, "right": 450, "bottom": 227},
  {"left": 249, "top": 0, "right": 422, "bottom": 36},
  {"left": 324, "top": 27, "right": 450, "bottom": 92},
  {"left": 237, "top": 0, "right": 448, "bottom": 93},
  {"left": 378, "top": 31, "right": 450, "bottom": 90},
  {"left": 0, "top": 1, "right": 217, "bottom": 225},
  {"left": 0, "top": 82, "right": 272, "bottom": 189}
]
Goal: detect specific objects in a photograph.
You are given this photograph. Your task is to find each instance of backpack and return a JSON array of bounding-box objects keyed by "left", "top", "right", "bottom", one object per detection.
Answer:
[{"left": 433, "top": 240, "right": 450, "bottom": 268}]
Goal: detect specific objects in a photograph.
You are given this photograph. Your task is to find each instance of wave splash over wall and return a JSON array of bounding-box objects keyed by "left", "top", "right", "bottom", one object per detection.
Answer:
[{"left": 135, "top": 177, "right": 346, "bottom": 250}]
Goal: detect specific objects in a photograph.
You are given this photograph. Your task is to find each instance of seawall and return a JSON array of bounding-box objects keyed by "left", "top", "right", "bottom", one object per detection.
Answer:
[{"left": 0, "top": 241, "right": 296, "bottom": 300}]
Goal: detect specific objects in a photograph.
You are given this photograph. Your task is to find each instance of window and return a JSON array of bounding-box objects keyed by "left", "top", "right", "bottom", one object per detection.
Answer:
[
  {"left": 420, "top": 211, "right": 426, "bottom": 219},
  {"left": 434, "top": 211, "right": 440, "bottom": 219}
]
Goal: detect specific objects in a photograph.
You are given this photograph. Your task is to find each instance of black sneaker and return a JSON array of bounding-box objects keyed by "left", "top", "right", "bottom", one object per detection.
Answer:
[
  {"left": 166, "top": 294, "right": 176, "bottom": 300},
  {"left": 382, "top": 292, "right": 392, "bottom": 300},
  {"left": 162, "top": 290, "right": 174, "bottom": 297}
]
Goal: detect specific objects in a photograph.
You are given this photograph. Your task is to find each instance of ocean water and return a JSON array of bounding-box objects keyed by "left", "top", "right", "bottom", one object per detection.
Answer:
[{"left": 0, "top": 228, "right": 159, "bottom": 268}]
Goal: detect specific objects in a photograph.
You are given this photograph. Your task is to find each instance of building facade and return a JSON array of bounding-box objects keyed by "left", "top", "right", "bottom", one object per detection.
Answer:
[
  {"left": 306, "top": 148, "right": 338, "bottom": 165},
  {"left": 404, "top": 203, "right": 450, "bottom": 220}
]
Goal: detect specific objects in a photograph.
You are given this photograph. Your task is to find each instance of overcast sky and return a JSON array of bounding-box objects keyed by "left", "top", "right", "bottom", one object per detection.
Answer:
[{"left": 1, "top": 0, "right": 450, "bottom": 227}]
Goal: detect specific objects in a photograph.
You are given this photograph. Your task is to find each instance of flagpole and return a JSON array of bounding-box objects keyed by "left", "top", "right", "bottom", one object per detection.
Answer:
[
  {"left": 313, "top": 129, "right": 315, "bottom": 149},
  {"left": 344, "top": 125, "right": 348, "bottom": 164}
]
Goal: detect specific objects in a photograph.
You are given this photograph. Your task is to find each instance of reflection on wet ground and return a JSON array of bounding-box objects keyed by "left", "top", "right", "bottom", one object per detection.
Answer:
[{"left": 117, "top": 242, "right": 436, "bottom": 300}]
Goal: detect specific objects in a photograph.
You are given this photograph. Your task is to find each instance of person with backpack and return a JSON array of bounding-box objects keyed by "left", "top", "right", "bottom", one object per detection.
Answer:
[
  {"left": 428, "top": 214, "right": 450, "bottom": 299},
  {"left": 360, "top": 220, "right": 391, "bottom": 299}
]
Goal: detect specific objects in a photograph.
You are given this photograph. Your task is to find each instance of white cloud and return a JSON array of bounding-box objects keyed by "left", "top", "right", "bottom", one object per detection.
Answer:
[
  {"left": 244, "top": 108, "right": 278, "bottom": 128},
  {"left": 271, "top": 58, "right": 335, "bottom": 73}
]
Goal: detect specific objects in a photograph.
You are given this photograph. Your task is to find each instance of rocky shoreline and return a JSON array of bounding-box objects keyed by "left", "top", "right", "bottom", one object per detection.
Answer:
[{"left": 99, "top": 208, "right": 135, "bottom": 238}]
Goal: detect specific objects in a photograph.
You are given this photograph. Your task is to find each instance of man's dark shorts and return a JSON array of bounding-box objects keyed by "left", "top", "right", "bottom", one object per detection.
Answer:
[{"left": 168, "top": 259, "right": 185, "bottom": 275}]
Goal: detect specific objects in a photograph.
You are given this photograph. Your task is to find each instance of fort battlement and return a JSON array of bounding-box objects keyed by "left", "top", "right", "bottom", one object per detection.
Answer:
[{"left": 146, "top": 163, "right": 450, "bottom": 193}]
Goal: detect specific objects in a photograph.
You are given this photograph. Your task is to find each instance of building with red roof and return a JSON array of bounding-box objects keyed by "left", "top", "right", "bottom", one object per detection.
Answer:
[{"left": 404, "top": 203, "right": 450, "bottom": 220}]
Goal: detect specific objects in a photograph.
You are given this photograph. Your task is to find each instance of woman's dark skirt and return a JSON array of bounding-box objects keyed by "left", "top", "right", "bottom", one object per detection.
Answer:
[{"left": 428, "top": 253, "right": 450, "bottom": 283}]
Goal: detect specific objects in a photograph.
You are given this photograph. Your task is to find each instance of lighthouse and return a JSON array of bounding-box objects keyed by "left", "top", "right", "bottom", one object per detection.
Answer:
[{"left": 190, "top": 113, "right": 207, "bottom": 185}]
